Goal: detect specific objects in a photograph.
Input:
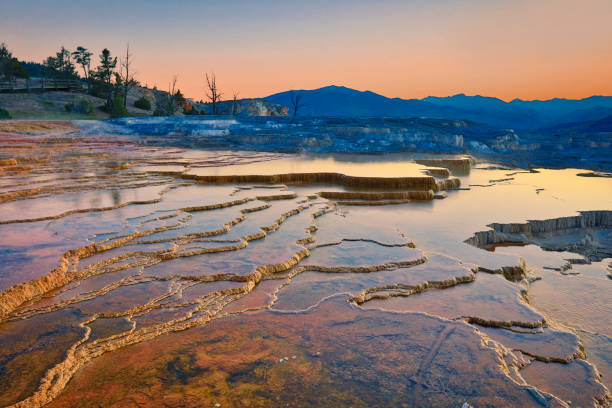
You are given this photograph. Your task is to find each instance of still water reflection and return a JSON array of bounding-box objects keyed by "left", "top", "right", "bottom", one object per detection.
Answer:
[{"left": 0, "top": 135, "right": 610, "bottom": 407}]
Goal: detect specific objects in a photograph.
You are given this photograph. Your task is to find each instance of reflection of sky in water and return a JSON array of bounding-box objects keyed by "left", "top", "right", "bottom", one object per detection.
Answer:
[
  {"left": 2, "top": 154, "right": 611, "bottom": 299},
  {"left": 492, "top": 244, "right": 611, "bottom": 279},
  {"left": 187, "top": 153, "right": 444, "bottom": 177},
  {"left": 0, "top": 184, "right": 167, "bottom": 222},
  {"left": 275, "top": 165, "right": 611, "bottom": 273},
  {"left": 2, "top": 149, "right": 611, "bottom": 405}
]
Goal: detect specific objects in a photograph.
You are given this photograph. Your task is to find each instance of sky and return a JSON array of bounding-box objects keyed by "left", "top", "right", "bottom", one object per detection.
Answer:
[{"left": 1, "top": 0, "right": 611, "bottom": 101}]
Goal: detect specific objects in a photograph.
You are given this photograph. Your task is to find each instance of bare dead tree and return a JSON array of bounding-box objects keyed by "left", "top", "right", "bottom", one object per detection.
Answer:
[
  {"left": 289, "top": 90, "right": 304, "bottom": 116},
  {"left": 119, "top": 43, "right": 137, "bottom": 108},
  {"left": 231, "top": 91, "right": 239, "bottom": 115},
  {"left": 205, "top": 72, "right": 223, "bottom": 115},
  {"left": 168, "top": 75, "right": 178, "bottom": 115}
]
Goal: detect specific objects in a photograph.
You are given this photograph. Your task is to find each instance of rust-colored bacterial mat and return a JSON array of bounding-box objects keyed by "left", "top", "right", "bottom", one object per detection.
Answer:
[{"left": 0, "top": 123, "right": 610, "bottom": 408}]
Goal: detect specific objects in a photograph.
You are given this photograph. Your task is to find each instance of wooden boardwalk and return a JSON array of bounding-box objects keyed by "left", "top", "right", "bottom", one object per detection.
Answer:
[{"left": 0, "top": 78, "right": 84, "bottom": 93}]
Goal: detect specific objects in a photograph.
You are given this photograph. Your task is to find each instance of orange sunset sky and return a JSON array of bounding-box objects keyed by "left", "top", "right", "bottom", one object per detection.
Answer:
[{"left": 1, "top": 0, "right": 611, "bottom": 101}]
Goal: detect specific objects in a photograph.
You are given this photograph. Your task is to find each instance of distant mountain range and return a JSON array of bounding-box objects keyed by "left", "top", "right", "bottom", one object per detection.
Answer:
[{"left": 264, "top": 85, "right": 612, "bottom": 130}]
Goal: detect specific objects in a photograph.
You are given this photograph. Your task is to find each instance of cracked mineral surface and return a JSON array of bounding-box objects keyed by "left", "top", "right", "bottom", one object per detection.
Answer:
[{"left": 0, "top": 122, "right": 610, "bottom": 407}]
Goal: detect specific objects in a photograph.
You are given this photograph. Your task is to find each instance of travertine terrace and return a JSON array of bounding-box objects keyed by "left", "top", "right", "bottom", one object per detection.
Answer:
[{"left": 0, "top": 122, "right": 610, "bottom": 408}]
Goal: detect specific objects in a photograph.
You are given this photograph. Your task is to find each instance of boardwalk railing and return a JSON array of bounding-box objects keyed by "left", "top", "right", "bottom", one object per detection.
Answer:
[{"left": 0, "top": 78, "right": 85, "bottom": 93}]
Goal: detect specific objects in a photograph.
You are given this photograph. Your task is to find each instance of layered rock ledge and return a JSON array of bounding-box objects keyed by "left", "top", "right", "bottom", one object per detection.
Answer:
[{"left": 465, "top": 211, "right": 612, "bottom": 263}]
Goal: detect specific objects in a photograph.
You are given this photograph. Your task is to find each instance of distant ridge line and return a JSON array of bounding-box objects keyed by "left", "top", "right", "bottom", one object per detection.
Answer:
[{"left": 263, "top": 85, "right": 612, "bottom": 129}]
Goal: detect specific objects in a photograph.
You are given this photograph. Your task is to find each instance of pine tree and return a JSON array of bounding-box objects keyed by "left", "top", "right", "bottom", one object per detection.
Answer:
[
  {"left": 44, "top": 47, "right": 77, "bottom": 79},
  {"left": 0, "top": 43, "right": 29, "bottom": 82},
  {"left": 72, "top": 46, "right": 93, "bottom": 93},
  {"left": 0, "top": 43, "right": 12, "bottom": 79},
  {"left": 95, "top": 48, "right": 117, "bottom": 108}
]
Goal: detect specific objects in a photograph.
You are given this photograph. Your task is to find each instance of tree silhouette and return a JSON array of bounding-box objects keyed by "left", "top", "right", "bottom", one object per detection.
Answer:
[
  {"left": 289, "top": 90, "right": 305, "bottom": 116},
  {"left": 205, "top": 72, "right": 223, "bottom": 115},
  {"left": 95, "top": 48, "right": 117, "bottom": 107},
  {"left": 118, "top": 43, "right": 138, "bottom": 108},
  {"left": 72, "top": 46, "right": 92, "bottom": 93}
]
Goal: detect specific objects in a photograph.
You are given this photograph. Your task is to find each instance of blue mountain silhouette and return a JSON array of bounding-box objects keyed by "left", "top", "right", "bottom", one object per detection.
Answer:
[{"left": 264, "top": 85, "right": 612, "bottom": 129}]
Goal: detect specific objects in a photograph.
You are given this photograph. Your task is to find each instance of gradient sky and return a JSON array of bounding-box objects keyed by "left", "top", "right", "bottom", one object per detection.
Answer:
[{"left": 1, "top": 0, "right": 611, "bottom": 101}]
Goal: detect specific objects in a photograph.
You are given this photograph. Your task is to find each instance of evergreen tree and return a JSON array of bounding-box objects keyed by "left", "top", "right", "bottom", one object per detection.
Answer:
[
  {"left": 95, "top": 49, "right": 117, "bottom": 86},
  {"left": 5, "top": 58, "right": 28, "bottom": 81},
  {"left": 94, "top": 48, "right": 117, "bottom": 107},
  {"left": 0, "top": 43, "right": 29, "bottom": 82},
  {"left": 43, "top": 56, "right": 58, "bottom": 77},
  {"left": 20, "top": 61, "right": 49, "bottom": 78},
  {"left": 44, "top": 47, "right": 77, "bottom": 79},
  {"left": 72, "top": 46, "right": 93, "bottom": 93},
  {"left": 0, "top": 43, "right": 13, "bottom": 79},
  {"left": 0, "top": 43, "right": 10, "bottom": 62},
  {"left": 175, "top": 89, "right": 185, "bottom": 103}
]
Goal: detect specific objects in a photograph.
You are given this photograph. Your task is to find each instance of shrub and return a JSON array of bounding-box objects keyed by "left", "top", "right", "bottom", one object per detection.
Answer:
[
  {"left": 134, "top": 96, "right": 151, "bottom": 110},
  {"left": 65, "top": 98, "right": 94, "bottom": 114},
  {"left": 80, "top": 99, "right": 94, "bottom": 114},
  {"left": 90, "top": 84, "right": 106, "bottom": 99},
  {"left": 107, "top": 93, "right": 128, "bottom": 118},
  {"left": 0, "top": 107, "right": 11, "bottom": 119},
  {"left": 152, "top": 93, "right": 174, "bottom": 116}
]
